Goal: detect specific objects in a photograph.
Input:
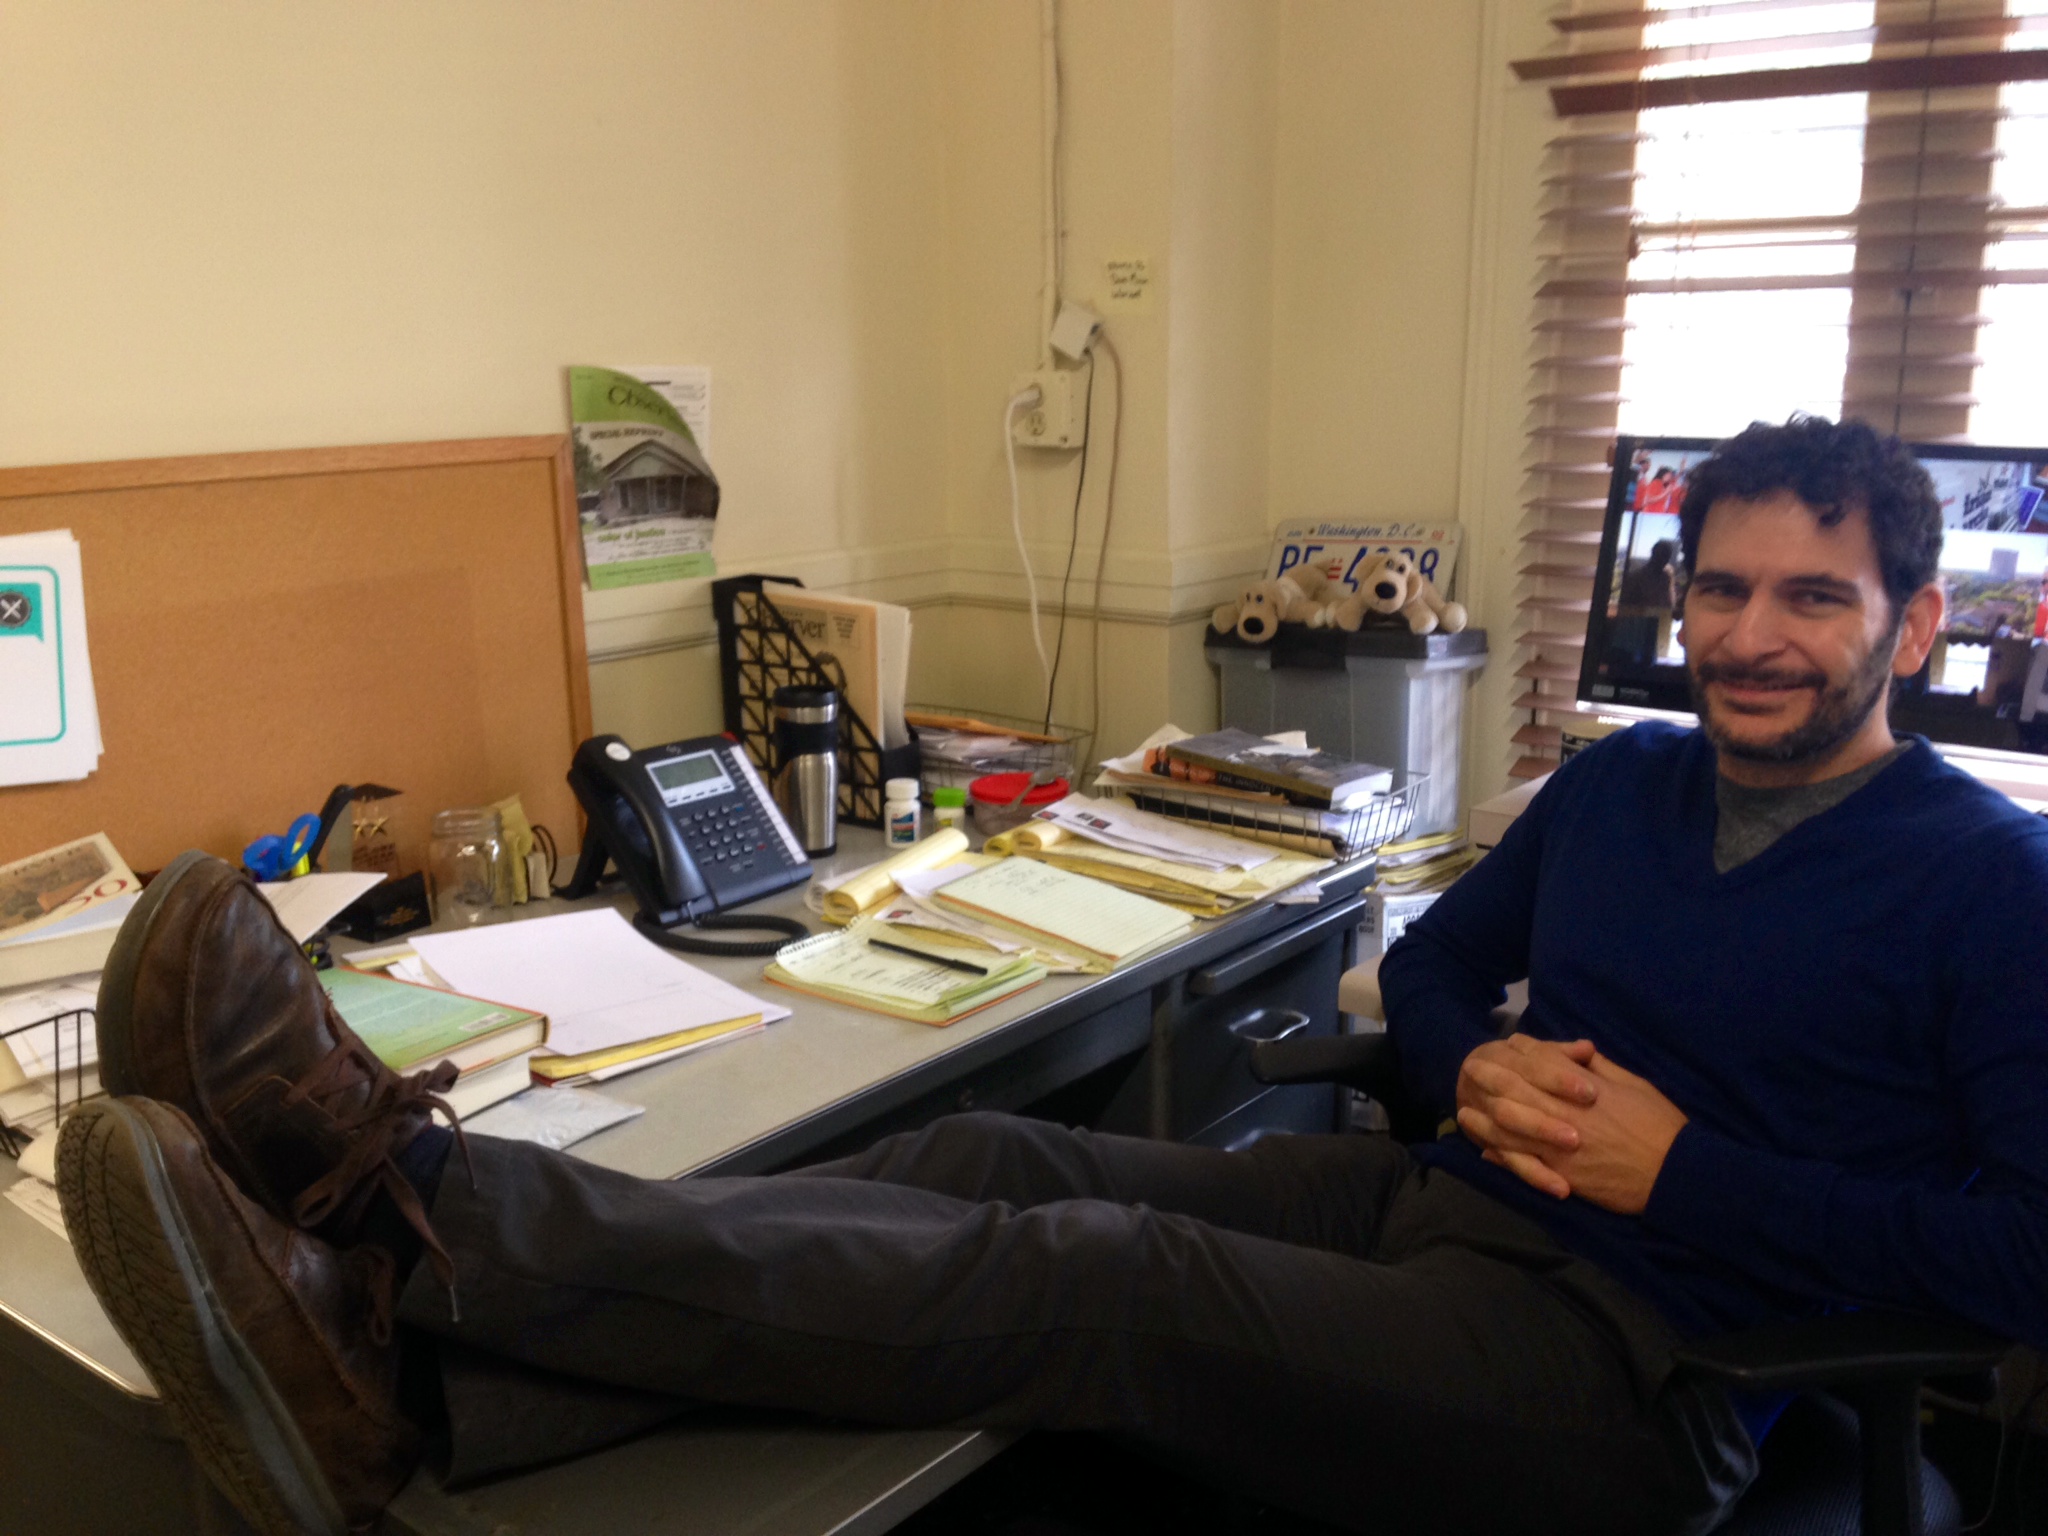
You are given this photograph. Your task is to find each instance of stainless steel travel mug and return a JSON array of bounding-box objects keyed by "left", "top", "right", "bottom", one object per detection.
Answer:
[{"left": 772, "top": 685, "right": 840, "bottom": 856}]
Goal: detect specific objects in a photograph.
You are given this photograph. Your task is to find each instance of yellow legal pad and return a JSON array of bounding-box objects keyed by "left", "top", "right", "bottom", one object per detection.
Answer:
[
  {"left": 932, "top": 858, "right": 1193, "bottom": 969},
  {"left": 766, "top": 923, "right": 1046, "bottom": 1025}
]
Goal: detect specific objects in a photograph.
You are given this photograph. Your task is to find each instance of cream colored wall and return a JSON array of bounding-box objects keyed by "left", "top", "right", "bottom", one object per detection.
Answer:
[
  {"left": 1452, "top": 2, "right": 1573, "bottom": 798},
  {"left": 925, "top": 0, "right": 1287, "bottom": 766},
  {"left": 927, "top": 0, "right": 1184, "bottom": 759},
  {"left": 1171, "top": 2, "right": 1278, "bottom": 557},
  {"left": 1268, "top": 0, "right": 1559, "bottom": 803},
  {"left": 1164, "top": 0, "right": 1281, "bottom": 743},
  {"left": 0, "top": 0, "right": 1561, "bottom": 809},
  {"left": 0, "top": 0, "right": 952, "bottom": 747},
  {"left": 1269, "top": 3, "right": 1485, "bottom": 528}
]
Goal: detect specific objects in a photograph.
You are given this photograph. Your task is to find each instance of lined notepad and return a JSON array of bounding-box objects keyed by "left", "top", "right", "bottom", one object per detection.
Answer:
[
  {"left": 766, "top": 924, "right": 1045, "bottom": 1025},
  {"left": 932, "top": 858, "right": 1192, "bottom": 968}
]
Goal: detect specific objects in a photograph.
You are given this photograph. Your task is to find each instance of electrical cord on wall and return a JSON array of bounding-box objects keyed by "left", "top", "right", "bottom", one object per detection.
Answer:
[
  {"left": 1087, "top": 332, "right": 1125, "bottom": 761},
  {"left": 1007, "top": 386, "right": 1054, "bottom": 707},
  {"left": 1042, "top": 353, "right": 1097, "bottom": 732}
]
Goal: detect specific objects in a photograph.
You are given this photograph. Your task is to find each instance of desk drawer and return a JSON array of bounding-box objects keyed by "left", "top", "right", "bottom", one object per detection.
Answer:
[
  {"left": 1166, "top": 930, "right": 1347, "bottom": 1139},
  {"left": 1089, "top": 909, "right": 1351, "bottom": 1143}
]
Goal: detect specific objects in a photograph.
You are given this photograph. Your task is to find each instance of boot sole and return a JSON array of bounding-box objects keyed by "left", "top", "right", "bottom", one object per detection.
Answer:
[
  {"left": 57, "top": 1102, "right": 349, "bottom": 1536},
  {"left": 95, "top": 848, "right": 215, "bottom": 1101}
]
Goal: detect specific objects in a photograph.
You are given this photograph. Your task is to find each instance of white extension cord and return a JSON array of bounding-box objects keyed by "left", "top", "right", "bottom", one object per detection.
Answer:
[{"left": 1006, "top": 387, "right": 1054, "bottom": 705}]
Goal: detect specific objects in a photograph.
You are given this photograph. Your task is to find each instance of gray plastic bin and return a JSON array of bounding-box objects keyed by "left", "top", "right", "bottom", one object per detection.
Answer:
[{"left": 1206, "top": 626, "right": 1487, "bottom": 838}]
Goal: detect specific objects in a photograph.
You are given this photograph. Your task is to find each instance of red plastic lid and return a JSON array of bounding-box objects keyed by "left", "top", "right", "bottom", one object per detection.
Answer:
[{"left": 969, "top": 772, "right": 1069, "bottom": 808}]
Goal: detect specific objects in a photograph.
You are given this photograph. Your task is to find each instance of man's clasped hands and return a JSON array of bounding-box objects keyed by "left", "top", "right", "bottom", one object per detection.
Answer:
[{"left": 1455, "top": 1034, "right": 1690, "bottom": 1215}]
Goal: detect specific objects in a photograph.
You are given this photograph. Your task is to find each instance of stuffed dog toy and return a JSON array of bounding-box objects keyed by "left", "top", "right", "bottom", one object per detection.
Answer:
[
  {"left": 1212, "top": 578, "right": 1293, "bottom": 643},
  {"left": 1352, "top": 551, "right": 1467, "bottom": 636},
  {"left": 1214, "top": 568, "right": 1374, "bottom": 640},
  {"left": 1277, "top": 564, "right": 1359, "bottom": 628}
]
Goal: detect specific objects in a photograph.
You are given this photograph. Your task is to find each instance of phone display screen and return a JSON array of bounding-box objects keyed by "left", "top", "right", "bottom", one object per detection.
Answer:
[{"left": 646, "top": 750, "right": 735, "bottom": 808}]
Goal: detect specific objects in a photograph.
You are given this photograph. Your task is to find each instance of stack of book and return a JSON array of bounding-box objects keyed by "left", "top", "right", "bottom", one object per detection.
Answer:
[
  {"left": 318, "top": 967, "right": 549, "bottom": 1117},
  {"left": 1096, "top": 728, "right": 1401, "bottom": 858},
  {"left": 0, "top": 835, "right": 141, "bottom": 990},
  {"left": 1372, "top": 830, "right": 1479, "bottom": 895}
]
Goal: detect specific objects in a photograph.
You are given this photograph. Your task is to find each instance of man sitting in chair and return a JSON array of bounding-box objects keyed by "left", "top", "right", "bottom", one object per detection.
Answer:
[{"left": 55, "top": 416, "right": 2048, "bottom": 1536}]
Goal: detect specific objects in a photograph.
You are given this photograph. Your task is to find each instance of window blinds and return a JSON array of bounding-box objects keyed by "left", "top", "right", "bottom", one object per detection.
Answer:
[{"left": 1505, "top": 0, "right": 2048, "bottom": 780}]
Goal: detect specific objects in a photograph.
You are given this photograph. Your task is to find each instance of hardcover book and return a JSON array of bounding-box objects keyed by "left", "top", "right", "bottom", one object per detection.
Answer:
[
  {"left": 1156, "top": 729, "right": 1393, "bottom": 811},
  {"left": 318, "top": 966, "right": 547, "bottom": 1077}
]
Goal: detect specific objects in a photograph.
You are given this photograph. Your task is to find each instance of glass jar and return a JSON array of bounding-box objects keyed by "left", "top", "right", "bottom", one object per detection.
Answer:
[{"left": 427, "top": 807, "right": 507, "bottom": 927}]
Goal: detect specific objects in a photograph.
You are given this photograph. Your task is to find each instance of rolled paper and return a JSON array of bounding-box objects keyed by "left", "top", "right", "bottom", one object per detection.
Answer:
[
  {"left": 820, "top": 826, "right": 971, "bottom": 923},
  {"left": 982, "top": 821, "right": 1073, "bottom": 857}
]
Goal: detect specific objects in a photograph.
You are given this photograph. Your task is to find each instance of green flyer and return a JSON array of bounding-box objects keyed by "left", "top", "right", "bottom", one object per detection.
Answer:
[{"left": 568, "top": 366, "right": 720, "bottom": 590}]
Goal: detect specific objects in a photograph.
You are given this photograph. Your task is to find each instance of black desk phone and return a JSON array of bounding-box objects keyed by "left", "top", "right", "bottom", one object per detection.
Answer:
[{"left": 563, "top": 733, "right": 812, "bottom": 956}]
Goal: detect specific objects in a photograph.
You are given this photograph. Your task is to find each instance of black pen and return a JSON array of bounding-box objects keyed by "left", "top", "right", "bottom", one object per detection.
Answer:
[{"left": 866, "top": 936, "right": 991, "bottom": 976}]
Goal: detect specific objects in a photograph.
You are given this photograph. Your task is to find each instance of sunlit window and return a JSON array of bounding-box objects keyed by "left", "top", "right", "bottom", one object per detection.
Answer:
[
  {"left": 1617, "top": 5, "right": 1873, "bottom": 437},
  {"left": 1972, "top": 4, "right": 2048, "bottom": 446}
]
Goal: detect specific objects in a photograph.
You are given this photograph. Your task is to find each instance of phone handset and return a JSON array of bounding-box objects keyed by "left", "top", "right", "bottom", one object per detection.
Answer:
[
  {"left": 564, "top": 734, "right": 811, "bottom": 957},
  {"left": 569, "top": 737, "right": 711, "bottom": 910}
]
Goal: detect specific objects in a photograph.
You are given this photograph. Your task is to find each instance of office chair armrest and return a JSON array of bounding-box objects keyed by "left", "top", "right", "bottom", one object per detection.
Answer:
[
  {"left": 1248, "top": 1031, "right": 1449, "bottom": 1145},
  {"left": 1673, "top": 1311, "right": 2007, "bottom": 1395},
  {"left": 1248, "top": 1030, "right": 1403, "bottom": 1094}
]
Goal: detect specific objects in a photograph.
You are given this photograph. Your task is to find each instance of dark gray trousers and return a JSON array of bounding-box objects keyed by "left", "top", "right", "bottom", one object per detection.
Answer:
[{"left": 398, "top": 1113, "right": 1756, "bottom": 1535}]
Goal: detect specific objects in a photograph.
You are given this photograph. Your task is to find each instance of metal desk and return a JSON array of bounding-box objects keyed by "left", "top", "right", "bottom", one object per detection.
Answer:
[{"left": 0, "top": 830, "right": 1373, "bottom": 1535}]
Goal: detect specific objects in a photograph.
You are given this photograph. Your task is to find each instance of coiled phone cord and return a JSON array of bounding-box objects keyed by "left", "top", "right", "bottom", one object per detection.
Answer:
[{"left": 632, "top": 909, "right": 809, "bottom": 959}]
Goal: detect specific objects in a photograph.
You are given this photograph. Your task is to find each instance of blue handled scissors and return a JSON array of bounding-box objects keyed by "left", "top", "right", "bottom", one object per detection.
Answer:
[{"left": 243, "top": 814, "right": 321, "bottom": 882}]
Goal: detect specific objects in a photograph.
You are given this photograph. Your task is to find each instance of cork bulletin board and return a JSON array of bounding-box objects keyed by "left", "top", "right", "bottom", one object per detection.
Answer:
[{"left": 0, "top": 437, "right": 593, "bottom": 874}]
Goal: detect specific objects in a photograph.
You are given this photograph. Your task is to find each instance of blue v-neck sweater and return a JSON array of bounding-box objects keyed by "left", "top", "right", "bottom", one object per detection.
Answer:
[{"left": 1381, "top": 723, "right": 2048, "bottom": 1359}]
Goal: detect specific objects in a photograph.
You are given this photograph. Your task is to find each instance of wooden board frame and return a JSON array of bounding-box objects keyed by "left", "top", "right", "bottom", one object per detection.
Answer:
[{"left": 0, "top": 437, "right": 593, "bottom": 874}]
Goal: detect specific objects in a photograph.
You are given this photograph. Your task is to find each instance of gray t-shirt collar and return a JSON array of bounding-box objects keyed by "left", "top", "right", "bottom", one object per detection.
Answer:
[{"left": 1712, "top": 738, "right": 1911, "bottom": 874}]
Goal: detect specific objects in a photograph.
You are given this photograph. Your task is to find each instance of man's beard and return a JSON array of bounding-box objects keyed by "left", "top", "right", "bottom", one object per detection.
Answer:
[{"left": 1688, "top": 624, "right": 1899, "bottom": 766}]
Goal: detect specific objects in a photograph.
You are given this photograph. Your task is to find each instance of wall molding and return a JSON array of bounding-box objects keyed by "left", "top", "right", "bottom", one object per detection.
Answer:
[{"left": 584, "top": 529, "right": 1266, "bottom": 663}]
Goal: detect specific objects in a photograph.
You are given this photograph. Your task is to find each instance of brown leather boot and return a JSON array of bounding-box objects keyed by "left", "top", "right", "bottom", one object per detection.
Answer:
[
  {"left": 97, "top": 850, "right": 460, "bottom": 1273},
  {"left": 57, "top": 1097, "right": 420, "bottom": 1536}
]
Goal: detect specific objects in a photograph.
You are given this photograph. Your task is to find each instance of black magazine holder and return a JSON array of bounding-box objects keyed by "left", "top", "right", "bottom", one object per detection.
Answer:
[{"left": 711, "top": 575, "right": 921, "bottom": 830}]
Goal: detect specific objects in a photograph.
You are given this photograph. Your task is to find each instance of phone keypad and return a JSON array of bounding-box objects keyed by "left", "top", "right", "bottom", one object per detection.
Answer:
[{"left": 680, "top": 799, "right": 783, "bottom": 876}]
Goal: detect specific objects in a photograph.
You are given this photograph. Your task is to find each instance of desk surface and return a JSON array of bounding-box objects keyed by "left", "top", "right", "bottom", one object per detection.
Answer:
[{"left": 0, "top": 829, "right": 1374, "bottom": 1534}]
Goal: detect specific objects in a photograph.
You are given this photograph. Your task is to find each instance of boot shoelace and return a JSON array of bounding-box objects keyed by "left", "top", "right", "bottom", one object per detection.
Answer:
[
  {"left": 282, "top": 1038, "right": 474, "bottom": 1313},
  {"left": 360, "top": 1242, "right": 399, "bottom": 1346}
]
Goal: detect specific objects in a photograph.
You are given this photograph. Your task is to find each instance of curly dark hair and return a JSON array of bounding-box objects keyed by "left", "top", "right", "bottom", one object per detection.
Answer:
[{"left": 1676, "top": 415, "right": 1944, "bottom": 620}]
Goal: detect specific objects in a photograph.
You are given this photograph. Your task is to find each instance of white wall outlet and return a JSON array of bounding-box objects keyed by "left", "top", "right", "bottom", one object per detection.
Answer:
[{"left": 1011, "top": 370, "right": 1086, "bottom": 450}]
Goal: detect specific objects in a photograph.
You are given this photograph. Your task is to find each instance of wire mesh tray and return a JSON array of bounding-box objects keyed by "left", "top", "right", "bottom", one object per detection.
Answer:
[
  {"left": 912, "top": 706, "right": 1093, "bottom": 797},
  {"left": 1100, "top": 772, "right": 1424, "bottom": 860},
  {"left": 0, "top": 1006, "right": 102, "bottom": 1159}
]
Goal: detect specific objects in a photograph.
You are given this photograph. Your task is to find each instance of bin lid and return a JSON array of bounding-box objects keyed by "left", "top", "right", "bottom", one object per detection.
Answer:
[{"left": 1206, "top": 624, "right": 1488, "bottom": 666}]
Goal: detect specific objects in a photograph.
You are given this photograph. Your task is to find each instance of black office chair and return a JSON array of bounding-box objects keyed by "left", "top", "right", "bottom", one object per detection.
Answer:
[{"left": 1249, "top": 1027, "right": 2009, "bottom": 1536}]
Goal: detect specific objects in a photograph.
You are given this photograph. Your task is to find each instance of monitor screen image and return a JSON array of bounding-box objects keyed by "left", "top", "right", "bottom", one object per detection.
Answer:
[{"left": 1579, "top": 434, "right": 2048, "bottom": 760}]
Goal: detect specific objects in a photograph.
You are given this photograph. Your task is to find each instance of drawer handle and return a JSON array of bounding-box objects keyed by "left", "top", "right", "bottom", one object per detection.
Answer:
[{"left": 1225, "top": 1008, "right": 1312, "bottom": 1046}]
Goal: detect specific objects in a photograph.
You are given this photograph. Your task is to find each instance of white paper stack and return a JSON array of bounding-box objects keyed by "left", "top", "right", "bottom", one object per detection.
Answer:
[
  {"left": 410, "top": 909, "right": 792, "bottom": 1084},
  {"left": 0, "top": 530, "right": 102, "bottom": 787}
]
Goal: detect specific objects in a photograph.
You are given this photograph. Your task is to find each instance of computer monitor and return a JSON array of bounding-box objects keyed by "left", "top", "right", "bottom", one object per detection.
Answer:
[{"left": 1580, "top": 433, "right": 2048, "bottom": 760}]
